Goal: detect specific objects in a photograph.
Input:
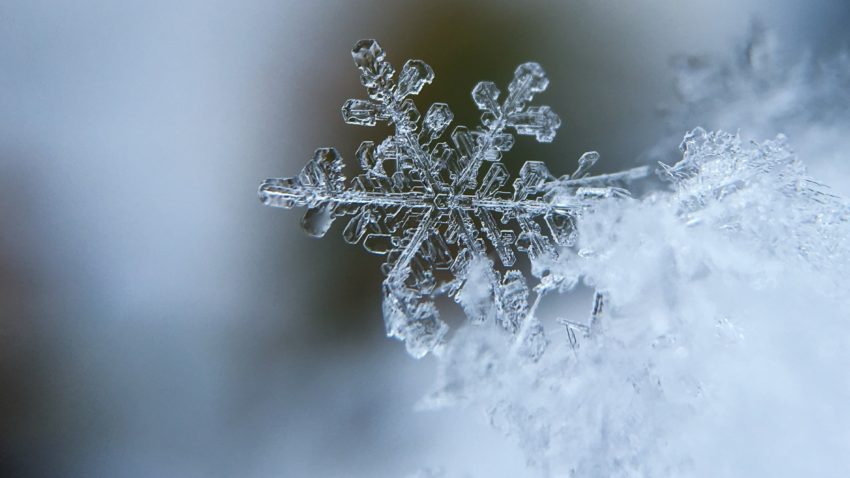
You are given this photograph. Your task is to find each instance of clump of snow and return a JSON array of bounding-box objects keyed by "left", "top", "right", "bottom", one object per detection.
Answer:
[{"left": 426, "top": 128, "right": 850, "bottom": 476}]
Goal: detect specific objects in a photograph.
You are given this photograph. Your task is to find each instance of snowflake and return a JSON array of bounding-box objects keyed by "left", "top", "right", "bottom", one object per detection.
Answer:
[{"left": 259, "top": 39, "right": 646, "bottom": 357}]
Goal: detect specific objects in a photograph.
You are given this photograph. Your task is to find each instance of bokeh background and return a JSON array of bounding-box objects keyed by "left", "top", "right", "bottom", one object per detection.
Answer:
[{"left": 2, "top": 1, "right": 849, "bottom": 476}]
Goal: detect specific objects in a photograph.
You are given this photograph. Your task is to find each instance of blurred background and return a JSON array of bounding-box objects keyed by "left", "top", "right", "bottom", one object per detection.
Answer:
[{"left": 1, "top": 1, "right": 849, "bottom": 476}]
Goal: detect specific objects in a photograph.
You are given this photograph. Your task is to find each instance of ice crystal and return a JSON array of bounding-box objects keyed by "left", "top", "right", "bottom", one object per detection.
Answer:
[
  {"left": 653, "top": 23, "right": 850, "bottom": 193},
  {"left": 661, "top": 128, "right": 850, "bottom": 288},
  {"left": 259, "top": 39, "right": 646, "bottom": 357}
]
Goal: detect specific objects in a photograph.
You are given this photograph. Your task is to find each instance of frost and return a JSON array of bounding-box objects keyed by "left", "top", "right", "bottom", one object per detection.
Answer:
[{"left": 260, "top": 39, "right": 646, "bottom": 357}]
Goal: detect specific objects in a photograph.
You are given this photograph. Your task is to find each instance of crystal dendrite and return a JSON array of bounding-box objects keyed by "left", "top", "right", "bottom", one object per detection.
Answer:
[{"left": 259, "top": 39, "right": 646, "bottom": 358}]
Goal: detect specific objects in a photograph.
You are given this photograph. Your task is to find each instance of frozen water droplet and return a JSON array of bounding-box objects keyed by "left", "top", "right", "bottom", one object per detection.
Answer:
[{"left": 301, "top": 203, "right": 335, "bottom": 237}]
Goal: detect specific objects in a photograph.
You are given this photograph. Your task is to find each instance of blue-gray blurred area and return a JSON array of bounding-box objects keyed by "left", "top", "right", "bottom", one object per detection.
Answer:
[{"left": 1, "top": 1, "right": 847, "bottom": 476}]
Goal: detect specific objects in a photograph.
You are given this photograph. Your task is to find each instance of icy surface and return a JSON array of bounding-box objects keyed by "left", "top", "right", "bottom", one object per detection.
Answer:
[{"left": 260, "top": 39, "right": 646, "bottom": 357}]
